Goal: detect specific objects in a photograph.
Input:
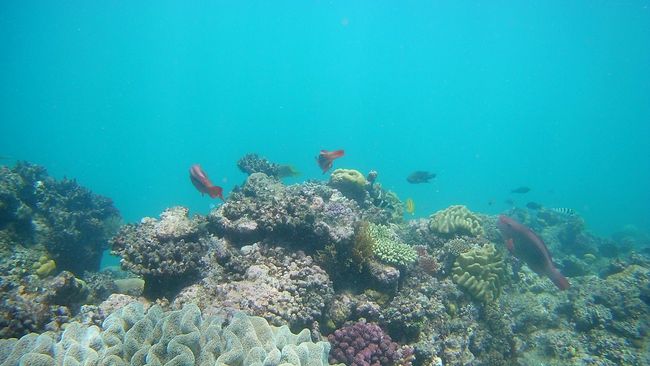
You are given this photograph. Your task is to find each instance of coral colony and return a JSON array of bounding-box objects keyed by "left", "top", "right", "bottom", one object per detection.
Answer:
[{"left": 0, "top": 156, "right": 649, "bottom": 365}]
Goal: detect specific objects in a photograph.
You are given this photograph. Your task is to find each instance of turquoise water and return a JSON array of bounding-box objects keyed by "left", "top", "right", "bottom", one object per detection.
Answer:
[{"left": 1, "top": 1, "right": 649, "bottom": 239}]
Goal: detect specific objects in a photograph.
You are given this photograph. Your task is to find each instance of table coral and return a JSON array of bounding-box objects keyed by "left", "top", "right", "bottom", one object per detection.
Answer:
[
  {"left": 429, "top": 205, "right": 484, "bottom": 237},
  {"left": 452, "top": 244, "right": 506, "bottom": 302}
]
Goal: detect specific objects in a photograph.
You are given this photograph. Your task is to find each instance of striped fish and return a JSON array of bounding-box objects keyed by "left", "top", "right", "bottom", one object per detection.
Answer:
[{"left": 551, "top": 208, "right": 576, "bottom": 216}]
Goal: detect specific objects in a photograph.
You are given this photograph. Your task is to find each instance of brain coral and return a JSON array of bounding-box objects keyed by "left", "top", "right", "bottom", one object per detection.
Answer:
[
  {"left": 429, "top": 205, "right": 484, "bottom": 237},
  {"left": 452, "top": 243, "right": 506, "bottom": 302},
  {"left": 328, "top": 169, "right": 367, "bottom": 201},
  {"left": 0, "top": 302, "right": 333, "bottom": 366}
]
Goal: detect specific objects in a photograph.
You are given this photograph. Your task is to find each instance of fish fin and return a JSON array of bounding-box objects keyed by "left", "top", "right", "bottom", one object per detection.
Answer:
[
  {"left": 549, "top": 268, "right": 570, "bottom": 290},
  {"left": 506, "top": 239, "right": 515, "bottom": 253},
  {"left": 208, "top": 186, "right": 224, "bottom": 200}
]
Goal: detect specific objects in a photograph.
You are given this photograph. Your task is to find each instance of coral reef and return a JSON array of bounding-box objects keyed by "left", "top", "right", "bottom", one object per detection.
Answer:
[
  {"left": 0, "top": 162, "right": 120, "bottom": 275},
  {"left": 173, "top": 244, "right": 334, "bottom": 331},
  {"left": 111, "top": 206, "right": 211, "bottom": 299},
  {"left": 0, "top": 271, "right": 89, "bottom": 338},
  {"left": 0, "top": 302, "right": 333, "bottom": 366},
  {"left": 237, "top": 153, "right": 299, "bottom": 179},
  {"left": 429, "top": 205, "right": 484, "bottom": 237},
  {"left": 328, "top": 320, "right": 414, "bottom": 366},
  {"left": 210, "top": 173, "right": 360, "bottom": 249},
  {"left": 452, "top": 244, "right": 507, "bottom": 302}
]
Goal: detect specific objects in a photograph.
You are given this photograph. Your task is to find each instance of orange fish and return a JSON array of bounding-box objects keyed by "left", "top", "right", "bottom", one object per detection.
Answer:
[
  {"left": 316, "top": 149, "right": 344, "bottom": 174},
  {"left": 189, "top": 164, "right": 224, "bottom": 200}
]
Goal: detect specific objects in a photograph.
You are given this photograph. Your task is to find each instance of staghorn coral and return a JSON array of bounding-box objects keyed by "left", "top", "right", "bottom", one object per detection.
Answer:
[
  {"left": 452, "top": 244, "right": 507, "bottom": 302},
  {"left": 328, "top": 320, "right": 414, "bottom": 366},
  {"left": 429, "top": 205, "right": 484, "bottom": 237},
  {"left": 0, "top": 302, "right": 333, "bottom": 366},
  {"left": 0, "top": 162, "right": 120, "bottom": 275},
  {"left": 111, "top": 206, "right": 212, "bottom": 299}
]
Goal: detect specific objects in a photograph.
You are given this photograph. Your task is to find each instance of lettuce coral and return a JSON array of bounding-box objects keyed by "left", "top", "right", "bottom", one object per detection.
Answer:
[
  {"left": 0, "top": 302, "right": 333, "bottom": 366},
  {"left": 429, "top": 205, "right": 484, "bottom": 237}
]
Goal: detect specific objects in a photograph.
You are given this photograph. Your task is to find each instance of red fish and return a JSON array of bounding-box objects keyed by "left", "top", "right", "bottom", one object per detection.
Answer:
[
  {"left": 316, "top": 149, "right": 344, "bottom": 174},
  {"left": 497, "top": 215, "right": 569, "bottom": 290},
  {"left": 189, "top": 164, "right": 223, "bottom": 200}
]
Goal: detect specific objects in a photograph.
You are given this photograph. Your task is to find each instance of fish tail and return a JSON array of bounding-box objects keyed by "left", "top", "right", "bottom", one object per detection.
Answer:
[
  {"left": 208, "top": 186, "right": 224, "bottom": 200},
  {"left": 549, "top": 267, "right": 570, "bottom": 290}
]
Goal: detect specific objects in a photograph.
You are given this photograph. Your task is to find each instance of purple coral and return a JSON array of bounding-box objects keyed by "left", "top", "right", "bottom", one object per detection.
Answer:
[{"left": 328, "top": 320, "right": 414, "bottom": 366}]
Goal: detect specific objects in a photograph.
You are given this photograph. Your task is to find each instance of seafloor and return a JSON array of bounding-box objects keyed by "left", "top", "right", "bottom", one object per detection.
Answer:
[{"left": 0, "top": 157, "right": 648, "bottom": 366}]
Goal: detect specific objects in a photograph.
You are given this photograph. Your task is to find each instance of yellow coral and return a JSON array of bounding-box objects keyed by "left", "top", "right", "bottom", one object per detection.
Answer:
[
  {"left": 328, "top": 169, "right": 367, "bottom": 200},
  {"left": 429, "top": 205, "right": 484, "bottom": 237},
  {"left": 452, "top": 244, "right": 506, "bottom": 302},
  {"left": 33, "top": 255, "right": 56, "bottom": 277}
]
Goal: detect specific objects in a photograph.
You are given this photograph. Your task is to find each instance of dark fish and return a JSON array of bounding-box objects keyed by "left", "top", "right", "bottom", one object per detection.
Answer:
[
  {"left": 504, "top": 199, "right": 515, "bottom": 206},
  {"left": 316, "top": 150, "right": 344, "bottom": 174},
  {"left": 189, "top": 164, "right": 224, "bottom": 200},
  {"left": 510, "top": 186, "right": 531, "bottom": 194},
  {"left": 407, "top": 171, "right": 436, "bottom": 184},
  {"left": 497, "top": 215, "right": 569, "bottom": 290},
  {"left": 526, "top": 202, "right": 543, "bottom": 210}
]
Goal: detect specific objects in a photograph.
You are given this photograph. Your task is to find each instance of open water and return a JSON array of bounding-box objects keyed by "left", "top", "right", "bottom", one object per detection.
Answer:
[{"left": 2, "top": 1, "right": 649, "bottom": 240}]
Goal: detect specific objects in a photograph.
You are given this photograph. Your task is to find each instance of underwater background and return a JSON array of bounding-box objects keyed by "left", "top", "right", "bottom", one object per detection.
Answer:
[
  {"left": 2, "top": 1, "right": 649, "bottom": 237},
  {"left": 2, "top": 3, "right": 650, "bottom": 366}
]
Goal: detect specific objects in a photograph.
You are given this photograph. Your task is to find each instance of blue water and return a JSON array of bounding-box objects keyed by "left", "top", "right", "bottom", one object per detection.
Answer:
[{"left": 1, "top": 1, "right": 649, "bottom": 239}]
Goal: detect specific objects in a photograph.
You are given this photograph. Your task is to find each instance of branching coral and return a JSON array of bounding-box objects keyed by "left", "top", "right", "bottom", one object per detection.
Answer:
[{"left": 366, "top": 223, "right": 417, "bottom": 267}]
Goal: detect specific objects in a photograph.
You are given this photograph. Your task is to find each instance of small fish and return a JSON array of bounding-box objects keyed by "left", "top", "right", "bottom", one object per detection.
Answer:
[
  {"left": 504, "top": 199, "right": 515, "bottom": 206},
  {"left": 526, "top": 202, "right": 543, "bottom": 210},
  {"left": 277, "top": 164, "right": 300, "bottom": 178},
  {"left": 316, "top": 150, "right": 344, "bottom": 174},
  {"left": 498, "top": 215, "right": 569, "bottom": 290},
  {"left": 405, "top": 198, "right": 415, "bottom": 215},
  {"left": 551, "top": 208, "right": 576, "bottom": 216},
  {"left": 189, "top": 164, "right": 224, "bottom": 200},
  {"left": 510, "top": 186, "right": 531, "bottom": 194},
  {"left": 407, "top": 171, "right": 436, "bottom": 184}
]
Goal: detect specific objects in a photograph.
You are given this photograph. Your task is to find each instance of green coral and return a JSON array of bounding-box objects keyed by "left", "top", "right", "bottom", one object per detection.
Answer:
[
  {"left": 32, "top": 255, "right": 56, "bottom": 277},
  {"left": 366, "top": 223, "right": 417, "bottom": 267},
  {"left": 0, "top": 302, "right": 333, "bottom": 366},
  {"left": 452, "top": 243, "right": 506, "bottom": 302},
  {"left": 429, "top": 205, "right": 484, "bottom": 237},
  {"left": 328, "top": 169, "right": 367, "bottom": 201}
]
